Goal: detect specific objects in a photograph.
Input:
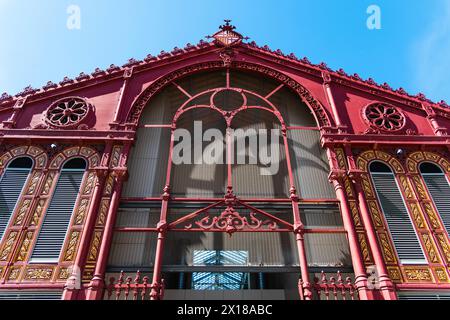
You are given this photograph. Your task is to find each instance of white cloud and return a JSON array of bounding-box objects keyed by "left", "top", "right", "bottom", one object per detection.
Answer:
[{"left": 413, "top": 2, "right": 450, "bottom": 102}]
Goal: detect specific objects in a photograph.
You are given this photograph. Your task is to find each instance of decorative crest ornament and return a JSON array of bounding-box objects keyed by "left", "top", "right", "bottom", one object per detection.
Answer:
[{"left": 208, "top": 20, "right": 246, "bottom": 47}]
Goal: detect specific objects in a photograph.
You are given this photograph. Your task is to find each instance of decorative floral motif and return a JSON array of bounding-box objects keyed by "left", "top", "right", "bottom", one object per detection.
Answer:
[
  {"left": 387, "top": 267, "right": 402, "bottom": 282},
  {"left": 88, "top": 231, "right": 102, "bottom": 262},
  {"left": 13, "top": 199, "right": 32, "bottom": 226},
  {"left": 190, "top": 207, "right": 278, "bottom": 235},
  {"left": 434, "top": 268, "right": 448, "bottom": 282},
  {"left": 63, "top": 231, "right": 80, "bottom": 261},
  {"left": 363, "top": 103, "right": 406, "bottom": 132},
  {"left": 31, "top": 199, "right": 46, "bottom": 226},
  {"left": 0, "top": 231, "right": 18, "bottom": 261},
  {"left": 404, "top": 268, "right": 433, "bottom": 282},
  {"left": 44, "top": 97, "right": 92, "bottom": 129},
  {"left": 16, "top": 231, "right": 34, "bottom": 262},
  {"left": 24, "top": 268, "right": 53, "bottom": 280},
  {"left": 358, "top": 233, "right": 372, "bottom": 263},
  {"left": 8, "top": 267, "right": 21, "bottom": 281},
  {"left": 379, "top": 233, "right": 397, "bottom": 264},
  {"left": 422, "top": 233, "right": 439, "bottom": 263}
]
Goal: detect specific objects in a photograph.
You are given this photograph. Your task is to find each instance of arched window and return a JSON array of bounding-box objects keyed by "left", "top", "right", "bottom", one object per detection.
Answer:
[
  {"left": 0, "top": 157, "right": 33, "bottom": 241},
  {"left": 370, "top": 161, "right": 426, "bottom": 264},
  {"left": 419, "top": 162, "right": 450, "bottom": 237},
  {"left": 30, "top": 158, "right": 87, "bottom": 263}
]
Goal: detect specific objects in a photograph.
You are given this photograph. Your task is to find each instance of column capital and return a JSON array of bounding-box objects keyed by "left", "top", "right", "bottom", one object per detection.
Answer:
[
  {"left": 348, "top": 169, "right": 365, "bottom": 183},
  {"left": 328, "top": 169, "right": 346, "bottom": 183}
]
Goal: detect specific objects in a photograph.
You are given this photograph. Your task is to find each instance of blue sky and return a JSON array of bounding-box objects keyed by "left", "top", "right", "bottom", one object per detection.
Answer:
[{"left": 1, "top": 0, "right": 449, "bottom": 103}]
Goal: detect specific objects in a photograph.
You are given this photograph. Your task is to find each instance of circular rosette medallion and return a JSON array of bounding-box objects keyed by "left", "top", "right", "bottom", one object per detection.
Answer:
[
  {"left": 363, "top": 103, "right": 406, "bottom": 132},
  {"left": 45, "top": 97, "right": 92, "bottom": 129}
]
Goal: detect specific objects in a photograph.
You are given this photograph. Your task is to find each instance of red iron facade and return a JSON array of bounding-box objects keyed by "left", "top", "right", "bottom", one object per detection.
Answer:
[{"left": 1, "top": 23, "right": 450, "bottom": 300}]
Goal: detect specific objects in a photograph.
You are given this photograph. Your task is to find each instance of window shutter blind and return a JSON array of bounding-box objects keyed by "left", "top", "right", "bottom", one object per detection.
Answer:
[
  {"left": 31, "top": 171, "right": 84, "bottom": 262},
  {"left": 0, "top": 169, "right": 30, "bottom": 241},
  {"left": 371, "top": 173, "right": 426, "bottom": 263},
  {"left": 0, "top": 291, "right": 62, "bottom": 300},
  {"left": 422, "top": 174, "right": 450, "bottom": 236},
  {"left": 398, "top": 292, "right": 450, "bottom": 300}
]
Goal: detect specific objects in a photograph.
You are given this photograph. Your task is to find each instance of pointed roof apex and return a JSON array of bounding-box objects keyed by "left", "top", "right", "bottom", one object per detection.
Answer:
[{"left": 208, "top": 20, "right": 247, "bottom": 47}]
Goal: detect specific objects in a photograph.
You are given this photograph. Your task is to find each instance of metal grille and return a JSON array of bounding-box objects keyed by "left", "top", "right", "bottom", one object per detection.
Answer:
[
  {"left": 31, "top": 171, "right": 84, "bottom": 262},
  {"left": 0, "top": 169, "right": 30, "bottom": 241},
  {"left": 422, "top": 174, "right": 450, "bottom": 236},
  {"left": 192, "top": 250, "right": 248, "bottom": 290},
  {"left": 0, "top": 291, "right": 62, "bottom": 300},
  {"left": 371, "top": 173, "right": 426, "bottom": 263}
]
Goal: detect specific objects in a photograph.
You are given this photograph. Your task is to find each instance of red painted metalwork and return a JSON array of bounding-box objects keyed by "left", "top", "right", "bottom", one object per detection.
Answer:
[
  {"left": 44, "top": 97, "right": 92, "bottom": 129},
  {"left": 0, "top": 21, "right": 450, "bottom": 301},
  {"left": 362, "top": 102, "right": 406, "bottom": 132},
  {"left": 106, "top": 271, "right": 162, "bottom": 301},
  {"left": 312, "top": 272, "right": 358, "bottom": 300}
]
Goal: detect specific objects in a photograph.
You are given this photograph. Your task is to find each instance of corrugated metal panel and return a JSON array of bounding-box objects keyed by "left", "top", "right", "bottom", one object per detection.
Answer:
[
  {"left": 0, "top": 291, "right": 62, "bottom": 300},
  {"left": 171, "top": 110, "right": 227, "bottom": 198},
  {"left": 122, "top": 127, "right": 171, "bottom": 198},
  {"left": 107, "top": 208, "right": 159, "bottom": 267},
  {"left": 422, "top": 174, "right": 450, "bottom": 236},
  {"left": 0, "top": 169, "right": 30, "bottom": 241},
  {"left": 371, "top": 173, "right": 426, "bottom": 263},
  {"left": 301, "top": 208, "right": 343, "bottom": 227},
  {"left": 288, "top": 130, "right": 335, "bottom": 199},
  {"left": 231, "top": 109, "right": 289, "bottom": 198},
  {"left": 304, "top": 234, "right": 351, "bottom": 267},
  {"left": 31, "top": 171, "right": 84, "bottom": 262},
  {"left": 269, "top": 86, "right": 317, "bottom": 127}
]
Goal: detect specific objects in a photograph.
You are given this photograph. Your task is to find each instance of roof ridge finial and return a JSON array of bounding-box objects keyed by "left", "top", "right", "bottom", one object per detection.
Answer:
[
  {"left": 208, "top": 19, "right": 244, "bottom": 47},
  {"left": 220, "top": 19, "right": 236, "bottom": 31}
]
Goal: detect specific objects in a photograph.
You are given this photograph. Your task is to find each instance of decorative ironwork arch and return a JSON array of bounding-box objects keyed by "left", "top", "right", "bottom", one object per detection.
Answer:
[
  {"left": 49, "top": 146, "right": 101, "bottom": 170},
  {"left": 406, "top": 151, "right": 450, "bottom": 174},
  {"left": 0, "top": 146, "right": 48, "bottom": 173},
  {"left": 126, "top": 61, "right": 332, "bottom": 127}
]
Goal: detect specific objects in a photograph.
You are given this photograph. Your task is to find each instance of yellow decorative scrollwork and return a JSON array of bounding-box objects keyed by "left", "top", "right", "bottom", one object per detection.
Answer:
[
  {"left": 436, "top": 233, "right": 450, "bottom": 263},
  {"left": 13, "top": 199, "right": 32, "bottom": 226},
  {"left": 83, "top": 172, "right": 96, "bottom": 195},
  {"left": 8, "top": 267, "right": 22, "bottom": 281},
  {"left": 42, "top": 171, "right": 56, "bottom": 195},
  {"left": 434, "top": 268, "right": 449, "bottom": 282},
  {"left": 412, "top": 175, "right": 429, "bottom": 200},
  {"left": 26, "top": 171, "right": 41, "bottom": 195},
  {"left": 24, "top": 267, "right": 54, "bottom": 280},
  {"left": 421, "top": 233, "right": 440, "bottom": 263},
  {"left": 75, "top": 198, "right": 89, "bottom": 225},
  {"left": 88, "top": 231, "right": 102, "bottom": 262},
  {"left": 367, "top": 200, "right": 384, "bottom": 228},
  {"left": 31, "top": 199, "right": 46, "bottom": 226},
  {"left": 387, "top": 267, "right": 402, "bottom": 282},
  {"left": 63, "top": 231, "right": 80, "bottom": 262},
  {"left": 408, "top": 203, "right": 425, "bottom": 229},
  {"left": 0, "top": 231, "right": 18, "bottom": 261},
  {"left": 404, "top": 268, "right": 433, "bottom": 282},
  {"left": 349, "top": 201, "right": 362, "bottom": 227},
  {"left": 379, "top": 233, "right": 397, "bottom": 264},
  {"left": 422, "top": 202, "right": 441, "bottom": 230},
  {"left": 399, "top": 175, "right": 413, "bottom": 199},
  {"left": 16, "top": 231, "right": 34, "bottom": 262},
  {"left": 358, "top": 232, "right": 372, "bottom": 263}
]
